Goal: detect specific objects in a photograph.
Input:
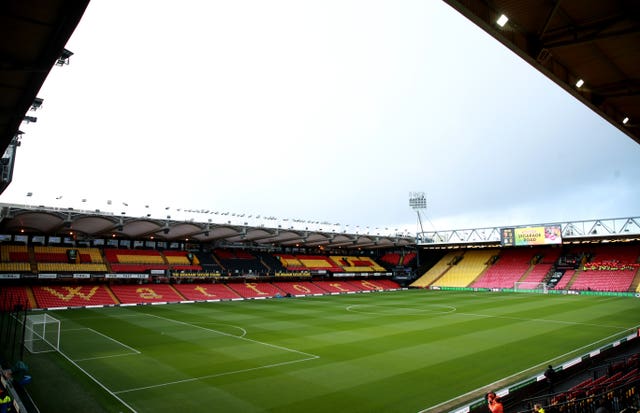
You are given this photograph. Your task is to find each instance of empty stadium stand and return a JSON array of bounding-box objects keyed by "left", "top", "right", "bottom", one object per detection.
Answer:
[
  {"left": 32, "top": 285, "right": 117, "bottom": 308},
  {"left": 0, "top": 285, "right": 32, "bottom": 310},
  {"left": 34, "top": 246, "right": 108, "bottom": 273},
  {"left": 272, "top": 281, "right": 327, "bottom": 296},
  {"left": 109, "top": 284, "right": 184, "bottom": 304},
  {"left": 347, "top": 279, "right": 400, "bottom": 291},
  {"left": 313, "top": 280, "right": 362, "bottom": 293},
  {"left": 0, "top": 244, "right": 31, "bottom": 273},
  {"left": 213, "top": 249, "right": 267, "bottom": 275},
  {"left": 104, "top": 249, "right": 168, "bottom": 273},
  {"left": 172, "top": 283, "right": 242, "bottom": 301},
  {"left": 330, "top": 255, "right": 386, "bottom": 272},
  {"left": 162, "top": 250, "right": 203, "bottom": 272},
  {"left": 471, "top": 249, "right": 537, "bottom": 289},
  {"left": 410, "top": 251, "right": 460, "bottom": 288},
  {"left": 227, "top": 282, "right": 285, "bottom": 299},
  {"left": 431, "top": 249, "right": 498, "bottom": 288}
]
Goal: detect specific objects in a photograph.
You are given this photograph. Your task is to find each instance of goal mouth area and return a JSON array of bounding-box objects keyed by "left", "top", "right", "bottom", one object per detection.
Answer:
[
  {"left": 513, "top": 282, "right": 548, "bottom": 293},
  {"left": 22, "top": 313, "right": 61, "bottom": 354}
]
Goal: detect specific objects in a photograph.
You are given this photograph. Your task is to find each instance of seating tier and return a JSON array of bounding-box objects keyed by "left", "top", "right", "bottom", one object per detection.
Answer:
[
  {"left": 330, "top": 256, "right": 385, "bottom": 272},
  {"left": 109, "top": 284, "right": 184, "bottom": 304},
  {"left": 227, "top": 282, "right": 284, "bottom": 299},
  {"left": 172, "top": 283, "right": 242, "bottom": 300},
  {"left": 0, "top": 286, "right": 32, "bottom": 310},
  {"left": 346, "top": 279, "right": 398, "bottom": 291},
  {"left": 32, "top": 285, "right": 117, "bottom": 308},
  {"left": 471, "top": 249, "right": 538, "bottom": 289},
  {"left": 1, "top": 244, "right": 28, "bottom": 262},
  {"left": 411, "top": 252, "right": 460, "bottom": 288},
  {"left": 312, "top": 280, "right": 361, "bottom": 293},
  {"left": 272, "top": 281, "right": 327, "bottom": 296},
  {"left": 432, "top": 250, "right": 498, "bottom": 287},
  {"left": 569, "top": 270, "right": 635, "bottom": 292},
  {"left": 104, "top": 249, "right": 165, "bottom": 264}
]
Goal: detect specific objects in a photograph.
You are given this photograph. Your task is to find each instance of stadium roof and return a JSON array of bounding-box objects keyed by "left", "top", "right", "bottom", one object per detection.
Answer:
[
  {"left": 0, "top": 0, "right": 90, "bottom": 156},
  {"left": 1, "top": 1, "right": 639, "bottom": 248},
  {"left": 2, "top": 1, "right": 638, "bottom": 160},
  {"left": 0, "top": 203, "right": 415, "bottom": 250},
  {"left": 443, "top": 0, "right": 640, "bottom": 144}
]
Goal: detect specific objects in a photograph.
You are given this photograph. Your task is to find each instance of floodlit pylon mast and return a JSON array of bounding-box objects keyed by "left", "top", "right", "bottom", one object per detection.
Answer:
[{"left": 409, "top": 192, "right": 427, "bottom": 242}]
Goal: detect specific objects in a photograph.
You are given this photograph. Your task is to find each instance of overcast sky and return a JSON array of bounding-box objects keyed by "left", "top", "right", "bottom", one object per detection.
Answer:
[{"left": 1, "top": 0, "right": 639, "bottom": 235}]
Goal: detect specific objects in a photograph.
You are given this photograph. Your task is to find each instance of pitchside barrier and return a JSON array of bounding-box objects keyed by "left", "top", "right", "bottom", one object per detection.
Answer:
[
  {"left": 449, "top": 329, "right": 640, "bottom": 413},
  {"left": 430, "top": 286, "right": 640, "bottom": 298}
]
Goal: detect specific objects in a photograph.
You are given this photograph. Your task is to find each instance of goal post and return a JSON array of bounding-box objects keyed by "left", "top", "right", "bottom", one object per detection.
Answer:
[
  {"left": 513, "top": 281, "right": 548, "bottom": 294},
  {"left": 23, "top": 313, "right": 61, "bottom": 354}
]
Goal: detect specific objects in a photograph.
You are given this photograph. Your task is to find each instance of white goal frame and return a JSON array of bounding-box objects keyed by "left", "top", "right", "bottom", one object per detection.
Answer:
[
  {"left": 23, "top": 313, "right": 61, "bottom": 354},
  {"left": 513, "top": 281, "right": 548, "bottom": 294}
]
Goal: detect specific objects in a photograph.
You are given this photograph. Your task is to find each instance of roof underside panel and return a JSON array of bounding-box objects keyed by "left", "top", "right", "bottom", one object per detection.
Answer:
[
  {"left": 443, "top": 0, "right": 640, "bottom": 144},
  {"left": 0, "top": 0, "right": 90, "bottom": 156}
]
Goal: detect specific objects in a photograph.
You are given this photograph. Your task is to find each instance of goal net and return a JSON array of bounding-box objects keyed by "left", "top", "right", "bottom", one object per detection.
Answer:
[
  {"left": 513, "top": 281, "right": 548, "bottom": 294},
  {"left": 23, "top": 313, "right": 61, "bottom": 354}
]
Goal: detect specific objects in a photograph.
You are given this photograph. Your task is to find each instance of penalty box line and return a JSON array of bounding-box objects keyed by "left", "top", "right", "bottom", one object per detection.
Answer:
[
  {"left": 62, "top": 327, "right": 141, "bottom": 362},
  {"left": 53, "top": 326, "right": 138, "bottom": 413},
  {"left": 114, "top": 356, "right": 318, "bottom": 395},
  {"left": 113, "top": 312, "right": 320, "bottom": 395}
]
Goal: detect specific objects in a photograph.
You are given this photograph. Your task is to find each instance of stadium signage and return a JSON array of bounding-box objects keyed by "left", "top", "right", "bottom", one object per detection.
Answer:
[
  {"left": 501, "top": 225, "right": 562, "bottom": 246},
  {"left": 105, "top": 273, "right": 149, "bottom": 279},
  {"left": 38, "top": 273, "right": 57, "bottom": 279},
  {"left": 0, "top": 273, "right": 20, "bottom": 279},
  {"left": 332, "top": 272, "right": 391, "bottom": 278},
  {"left": 73, "top": 273, "right": 91, "bottom": 279}
]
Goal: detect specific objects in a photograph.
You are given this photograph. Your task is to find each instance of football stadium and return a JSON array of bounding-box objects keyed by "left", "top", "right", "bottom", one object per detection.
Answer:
[{"left": 1, "top": 1, "right": 640, "bottom": 413}]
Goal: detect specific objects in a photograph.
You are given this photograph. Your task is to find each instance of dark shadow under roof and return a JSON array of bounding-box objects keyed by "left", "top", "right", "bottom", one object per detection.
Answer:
[
  {"left": 443, "top": 0, "right": 640, "bottom": 144},
  {"left": 0, "top": 0, "right": 90, "bottom": 157}
]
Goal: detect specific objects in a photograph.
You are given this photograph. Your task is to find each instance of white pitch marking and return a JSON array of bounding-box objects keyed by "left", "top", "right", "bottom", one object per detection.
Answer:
[
  {"left": 115, "top": 356, "right": 318, "bottom": 395},
  {"left": 416, "top": 328, "right": 636, "bottom": 413}
]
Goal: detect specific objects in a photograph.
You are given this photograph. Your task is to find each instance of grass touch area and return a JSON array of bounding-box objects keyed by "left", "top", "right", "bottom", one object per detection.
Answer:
[{"left": 21, "top": 290, "right": 640, "bottom": 413}]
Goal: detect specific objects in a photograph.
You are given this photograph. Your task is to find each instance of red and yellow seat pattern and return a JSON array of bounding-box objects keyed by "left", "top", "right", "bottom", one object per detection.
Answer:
[
  {"left": 272, "top": 281, "right": 327, "bottom": 296},
  {"left": 227, "top": 282, "right": 285, "bottom": 298},
  {"left": 104, "top": 249, "right": 168, "bottom": 273},
  {"left": 32, "top": 285, "right": 117, "bottom": 308},
  {"left": 330, "top": 256, "right": 385, "bottom": 272},
  {"left": 172, "top": 283, "right": 242, "bottom": 300},
  {"left": 278, "top": 254, "right": 385, "bottom": 273},
  {"left": 109, "top": 284, "right": 184, "bottom": 304},
  {"left": 162, "top": 250, "right": 202, "bottom": 271},
  {"left": 312, "top": 280, "right": 361, "bottom": 293},
  {"left": 34, "top": 246, "right": 108, "bottom": 273},
  {"left": 0, "top": 244, "right": 31, "bottom": 273}
]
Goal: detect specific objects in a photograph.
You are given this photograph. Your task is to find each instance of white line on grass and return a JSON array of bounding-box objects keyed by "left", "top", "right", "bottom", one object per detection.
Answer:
[
  {"left": 73, "top": 353, "right": 139, "bottom": 362},
  {"left": 345, "top": 304, "right": 457, "bottom": 316},
  {"left": 416, "top": 328, "right": 635, "bottom": 413},
  {"left": 142, "top": 312, "right": 319, "bottom": 359},
  {"left": 185, "top": 321, "right": 247, "bottom": 337},
  {"left": 22, "top": 388, "right": 42, "bottom": 413},
  {"left": 454, "top": 311, "right": 629, "bottom": 330},
  {"left": 111, "top": 312, "right": 320, "bottom": 395},
  {"left": 56, "top": 345, "right": 138, "bottom": 412},
  {"left": 62, "top": 327, "right": 141, "bottom": 362},
  {"left": 87, "top": 327, "right": 142, "bottom": 354},
  {"left": 114, "top": 356, "right": 318, "bottom": 395}
]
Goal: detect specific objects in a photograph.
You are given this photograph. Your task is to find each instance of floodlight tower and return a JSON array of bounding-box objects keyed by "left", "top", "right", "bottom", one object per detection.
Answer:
[{"left": 409, "top": 192, "right": 427, "bottom": 242}]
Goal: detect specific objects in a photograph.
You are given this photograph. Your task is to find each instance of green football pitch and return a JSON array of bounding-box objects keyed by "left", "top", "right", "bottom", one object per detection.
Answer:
[{"left": 22, "top": 289, "right": 640, "bottom": 413}]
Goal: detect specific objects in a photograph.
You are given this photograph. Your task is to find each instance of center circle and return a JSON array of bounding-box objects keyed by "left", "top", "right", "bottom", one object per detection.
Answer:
[{"left": 346, "top": 303, "right": 456, "bottom": 316}]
